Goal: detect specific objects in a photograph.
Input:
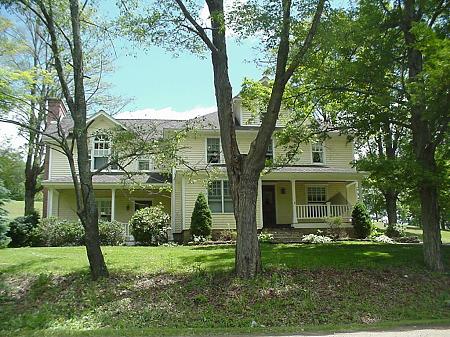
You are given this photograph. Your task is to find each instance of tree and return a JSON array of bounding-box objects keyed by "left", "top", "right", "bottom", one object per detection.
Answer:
[
  {"left": 0, "top": 142, "right": 25, "bottom": 200},
  {"left": 352, "top": 202, "right": 373, "bottom": 239},
  {"left": 190, "top": 193, "right": 212, "bottom": 238},
  {"left": 0, "top": 182, "right": 11, "bottom": 248},
  {"left": 120, "top": 0, "right": 326, "bottom": 278},
  {"left": 384, "top": 0, "right": 448, "bottom": 271}
]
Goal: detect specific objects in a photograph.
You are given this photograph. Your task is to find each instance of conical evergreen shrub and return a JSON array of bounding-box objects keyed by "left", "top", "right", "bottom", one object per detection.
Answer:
[
  {"left": 351, "top": 202, "right": 373, "bottom": 239},
  {"left": 190, "top": 193, "right": 212, "bottom": 238}
]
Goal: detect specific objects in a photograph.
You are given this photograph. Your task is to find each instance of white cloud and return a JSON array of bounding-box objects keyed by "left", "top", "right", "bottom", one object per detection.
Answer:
[
  {"left": 199, "top": 0, "right": 247, "bottom": 37},
  {"left": 115, "top": 106, "right": 216, "bottom": 120}
]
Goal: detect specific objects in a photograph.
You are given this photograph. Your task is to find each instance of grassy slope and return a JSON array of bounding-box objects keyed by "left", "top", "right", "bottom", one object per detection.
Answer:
[
  {"left": 3, "top": 200, "right": 43, "bottom": 220},
  {"left": 0, "top": 243, "right": 449, "bottom": 336}
]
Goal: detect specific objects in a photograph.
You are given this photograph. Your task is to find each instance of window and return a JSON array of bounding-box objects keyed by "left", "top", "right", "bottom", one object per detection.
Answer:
[
  {"left": 266, "top": 140, "right": 274, "bottom": 161},
  {"left": 134, "top": 200, "right": 152, "bottom": 211},
  {"left": 312, "top": 142, "right": 324, "bottom": 163},
  {"left": 97, "top": 199, "right": 112, "bottom": 221},
  {"left": 208, "top": 180, "right": 233, "bottom": 213},
  {"left": 307, "top": 186, "right": 326, "bottom": 203},
  {"left": 206, "top": 138, "right": 220, "bottom": 163},
  {"left": 138, "top": 158, "right": 151, "bottom": 171},
  {"left": 93, "top": 135, "right": 110, "bottom": 170}
]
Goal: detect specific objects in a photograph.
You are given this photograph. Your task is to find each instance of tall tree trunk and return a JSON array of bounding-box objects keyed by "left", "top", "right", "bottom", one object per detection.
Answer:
[
  {"left": 232, "top": 170, "right": 262, "bottom": 277},
  {"left": 384, "top": 190, "right": 398, "bottom": 226},
  {"left": 24, "top": 177, "right": 37, "bottom": 215},
  {"left": 69, "top": 0, "right": 108, "bottom": 279},
  {"left": 403, "top": 0, "right": 443, "bottom": 271}
]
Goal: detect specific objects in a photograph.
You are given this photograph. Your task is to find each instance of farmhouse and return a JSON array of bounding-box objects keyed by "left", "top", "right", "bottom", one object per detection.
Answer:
[{"left": 42, "top": 98, "right": 365, "bottom": 242}]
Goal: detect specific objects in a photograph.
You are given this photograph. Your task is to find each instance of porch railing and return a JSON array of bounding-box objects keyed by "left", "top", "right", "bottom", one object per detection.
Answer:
[{"left": 296, "top": 203, "right": 352, "bottom": 220}]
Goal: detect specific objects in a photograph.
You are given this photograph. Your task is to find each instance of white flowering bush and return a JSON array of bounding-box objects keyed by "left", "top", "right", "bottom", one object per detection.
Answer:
[
  {"left": 373, "top": 235, "right": 395, "bottom": 244},
  {"left": 258, "top": 232, "right": 274, "bottom": 243},
  {"left": 193, "top": 235, "right": 207, "bottom": 244},
  {"left": 301, "top": 234, "right": 332, "bottom": 244}
]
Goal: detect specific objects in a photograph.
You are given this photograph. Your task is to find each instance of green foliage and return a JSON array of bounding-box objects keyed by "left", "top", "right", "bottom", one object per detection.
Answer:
[
  {"left": 0, "top": 144, "right": 25, "bottom": 201},
  {"left": 190, "top": 193, "right": 212, "bottom": 238},
  {"left": 257, "top": 232, "right": 274, "bottom": 243},
  {"left": 351, "top": 203, "right": 373, "bottom": 239},
  {"left": 0, "top": 220, "right": 10, "bottom": 248},
  {"left": 325, "top": 216, "right": 347, "bottom": 239},
  {"left": 32, "top": 218, "right": 126, "bottom": 247},
  {"left": 32, "top": 217, "right": 84, "bottom": 247},
  {"left": 7, "top": 212, "right": 39, "bottom": 247},
  {"left": 216, "top": 228, "right": 237, "bottom": 241},
  {"left": 129, "top": 205, "right": 170, "bottom": 245},
  {"left": 385, "top": 224, "right": 406, "bottom": 238},
  {"left": 98, "top": 220, "right": 126, "bottom": 246}
]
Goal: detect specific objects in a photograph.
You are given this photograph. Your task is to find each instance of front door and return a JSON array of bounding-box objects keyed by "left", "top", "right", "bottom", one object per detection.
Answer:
[{"left": 262, "top": 185, "right": 277, "bottom": 227}]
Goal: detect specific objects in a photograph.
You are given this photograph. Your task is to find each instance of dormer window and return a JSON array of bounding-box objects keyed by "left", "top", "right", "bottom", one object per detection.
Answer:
[
  {"left": 92, "top": 135, "right": 111, "bottom": 170},
  {"left": 206, "top": 138, "right": 220, "bottom": 164},
  {"left": 312, "top": 142, "right": 324, "bottom": 164},
  {"left": 138, "top": 158, "right": 152, "bottom": 171},
  {"left": 266, "top": 139, "right": 274, "bottom": 162}
]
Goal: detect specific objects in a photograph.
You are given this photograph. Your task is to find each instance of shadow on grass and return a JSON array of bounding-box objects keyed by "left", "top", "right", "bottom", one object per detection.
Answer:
[{"left": 185, "top": 243, "right": 450, "bottom": 271}]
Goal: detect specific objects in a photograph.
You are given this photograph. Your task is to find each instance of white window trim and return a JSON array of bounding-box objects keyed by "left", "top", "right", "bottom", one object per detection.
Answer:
[
  {"left": 96, "top": 198, "right": 112, "bottom": 220},
  {"left": 305, "top": 184, "right": 328, "bottom": 204},
  {"left": 132, "top": 199, "right": 154, "bottom": 211},
  {"left": 310, "top": 142, "right": 326, "bottom": 165},
  {"left": 266, "top": 138, "right": 275, "bottom": 161},
  {"left": 137, "top": 157, "right": 154, "bottom": 172},
  {"left": 205, "top": 137, "right": 222, "bottom": 164},
  {"left": 90, "top": 134, "right": 121, "bottom": 172},
  {"left": 207, "top": 180, "right": 234, "bottom": 214}
]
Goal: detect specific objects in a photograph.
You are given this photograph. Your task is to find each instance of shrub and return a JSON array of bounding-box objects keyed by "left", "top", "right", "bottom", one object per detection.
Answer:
[
  {"left": 33, "top": 218, "right": 126, "bottom": 246},
  {"left": 385, "top": 223, "right": 405, "bottom": 238},
  {"left": 0, "top": 221, "right": 10, "bottom": 248},
  {"left": 129, "top": 205, "right": 170, "bottom": 245},
  {"left": 32, "top": 217, "right": 84, "bottom": 246},
  {"left": 216, "top": 228, "right": 237, "bottom": 241},
  {"left": 98, "top": 220, "right": 126, "bottom": 246},
  {"left": 190, "top": 193, "right": 212, "bottom": 238},
  {"left": 325, "top": 216, "right": 347, "bottom": 239},
  {"left": 7, "top": 212, "right": 40, "bottom": 247},
  {"left": 351, "top": 203, "right": 373, "bottom": 239},
  {"left": 301, "top": 234, "right": 332, "bottom": 244}
]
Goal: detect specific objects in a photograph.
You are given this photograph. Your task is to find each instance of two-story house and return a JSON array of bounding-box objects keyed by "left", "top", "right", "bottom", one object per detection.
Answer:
[{"left": 42, "top": 98, "right": 365, "bottom": 242}]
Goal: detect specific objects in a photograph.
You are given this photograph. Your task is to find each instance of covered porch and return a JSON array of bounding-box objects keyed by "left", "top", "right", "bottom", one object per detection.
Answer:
[{"left": 260, "top": 169, "right": 363, "bottom": 229}]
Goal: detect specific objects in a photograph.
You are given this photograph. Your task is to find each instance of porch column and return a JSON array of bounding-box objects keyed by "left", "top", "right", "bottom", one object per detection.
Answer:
[
  {"left": 47, "top": 189, "right": 54, "bottom": 217},
  {"left": 291, "top": 180, "right": 297, "bottom": 224},
  {"left": 111, "top": 188, "right": 116, "bottom": 221}
]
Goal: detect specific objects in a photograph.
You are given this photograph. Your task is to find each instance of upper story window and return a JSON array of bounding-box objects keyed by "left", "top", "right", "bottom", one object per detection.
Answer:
[
  {"left": 138, "top": 158, "right": 152, "bottom": 171},
  {"left": 312, "top": 142, "right": 324, "bottom": 164},
  {"left": 266, "top": 140, "right": 274, "bottom": 162},
  {"left": 208, "top": 180, "right": 233, "bottom": 213},
  {"left": 92, "top": 135, "right": 110, "bottom": 170},
  {"left": 307, "top": 186, "right": 326, "bottom": 203},
  {"left": 206, "top": 138, "right": 220, "bottom": 164}
]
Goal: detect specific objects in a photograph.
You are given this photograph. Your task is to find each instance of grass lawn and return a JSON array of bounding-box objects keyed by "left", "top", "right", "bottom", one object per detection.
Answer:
[
  {"left": 3, "top": 200, "right": 43, "bottom": 220},
  {"left": 0, "top": 243, "right": 449, "bottom": 336}
]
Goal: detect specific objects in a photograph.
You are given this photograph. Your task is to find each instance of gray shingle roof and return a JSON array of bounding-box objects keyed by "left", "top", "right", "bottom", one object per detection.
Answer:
[{"left": 43, "top": 172, "right": 171, "bottom": 185}]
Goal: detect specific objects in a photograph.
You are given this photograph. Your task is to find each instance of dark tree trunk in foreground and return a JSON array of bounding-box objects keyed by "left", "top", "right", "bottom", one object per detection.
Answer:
[
  {"left": 402, "top": 0, "right": 443, "bottom": 271},
  {"left": 384, "top": 189, "right": 398, "bottom": 226},
  {"left": 27, "top": 0, "right": 109, "bottom": 279},
  {"left": 199, "top": 0, "right": 325, "bottom": 277}
]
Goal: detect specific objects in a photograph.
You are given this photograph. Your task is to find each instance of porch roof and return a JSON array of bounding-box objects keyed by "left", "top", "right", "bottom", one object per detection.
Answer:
[{"left": 42, "top": 172, "right": 172, "bottom": 187}]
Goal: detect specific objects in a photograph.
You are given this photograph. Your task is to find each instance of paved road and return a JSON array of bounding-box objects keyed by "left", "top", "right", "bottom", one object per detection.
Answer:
[{"left": 266, "top": 328, "right": 450, "bottom": 337}]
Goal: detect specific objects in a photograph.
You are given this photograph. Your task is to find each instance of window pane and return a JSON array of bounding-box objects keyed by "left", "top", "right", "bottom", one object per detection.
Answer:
[
  {"left": 222, "top": 181, "right": 234, "bottom": 212},
  {"left": 138, "top": 160, "right": 150, "bottom": 171},
  {"left": 94, "top": 157, "right": 108, "bottom": 169},
  {"left": 97, "top": 200, "right": 112, "bottom": 221},
  {"left": 266, "top": 140, "right": 273, "bottom": 161},
  {"left": 312, "top": 142, "right": 324, "bottom": 163},
  {"left": 207, "top": 138, "right": 220, "bottom": 163},
  {"left": 208, "top": 180, "right": 222, "bottom": 212},
  {"left": 307, "top": 186, "right": 326, "bottom": 203}
]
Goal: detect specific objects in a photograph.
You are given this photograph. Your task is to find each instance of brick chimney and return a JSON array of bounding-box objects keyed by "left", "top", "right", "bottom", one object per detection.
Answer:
[{"left": 47, "top": 98, "right": 67, "bottom": 124}]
